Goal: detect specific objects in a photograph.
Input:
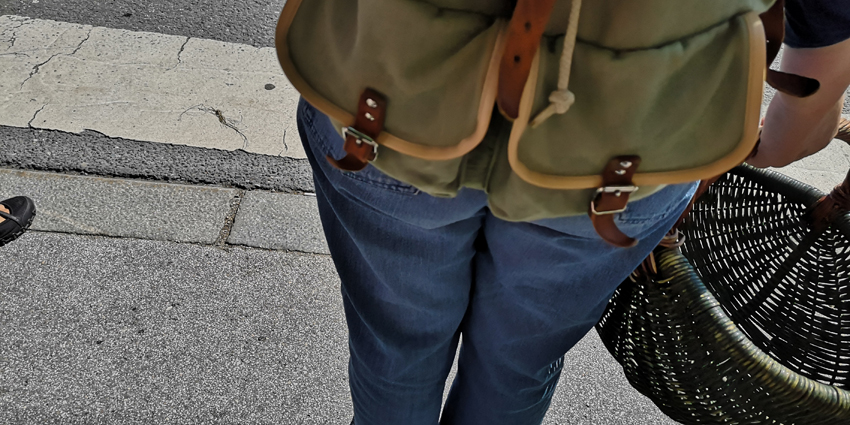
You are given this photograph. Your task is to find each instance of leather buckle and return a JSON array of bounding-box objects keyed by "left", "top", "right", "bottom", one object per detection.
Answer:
[
  {"left": 326, "top": 88, "right": 387, "bottom": 172},
  {"left": 591, "top": 186, "right": 639, "bottom": 215},
  {"left": 342, "top": 126, "right": 378, "bottom": 160}
]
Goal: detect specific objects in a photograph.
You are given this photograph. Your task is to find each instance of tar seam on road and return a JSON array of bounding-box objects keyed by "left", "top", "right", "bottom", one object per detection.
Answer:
[{"left": 216, "top": 190, "right": 245, "bottom": 247}]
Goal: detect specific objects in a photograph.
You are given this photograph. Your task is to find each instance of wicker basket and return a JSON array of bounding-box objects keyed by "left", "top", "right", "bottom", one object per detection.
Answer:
[{"left": 595, "top": 149, "right": 850, "bottom": 423}]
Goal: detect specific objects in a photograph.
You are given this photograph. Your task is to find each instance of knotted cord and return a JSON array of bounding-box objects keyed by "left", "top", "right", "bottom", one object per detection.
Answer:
[{"left": 530, "top": 0, "right": 582, "bottom": 128}]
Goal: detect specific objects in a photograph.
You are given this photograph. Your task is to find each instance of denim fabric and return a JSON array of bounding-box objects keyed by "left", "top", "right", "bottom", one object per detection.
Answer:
[{"left": 297, "top": 98, "right": 697, "bottom": 425}]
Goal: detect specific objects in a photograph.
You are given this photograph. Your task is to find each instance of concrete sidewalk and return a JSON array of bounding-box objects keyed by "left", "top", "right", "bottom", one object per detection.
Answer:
[
  {"left": 1, "top": 168, "right": 678, "bottom": 424},
  {"left": 0, "top": 168, "right": 328, "bottom": 253},
  {"left": 0, "top": 15, "right": 304, "bottom": 159}
]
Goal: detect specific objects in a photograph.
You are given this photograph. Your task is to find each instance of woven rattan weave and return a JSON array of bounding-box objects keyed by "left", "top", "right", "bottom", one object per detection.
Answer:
[{"left": 596, "top": 165, "right": 850, "bottom": 424}]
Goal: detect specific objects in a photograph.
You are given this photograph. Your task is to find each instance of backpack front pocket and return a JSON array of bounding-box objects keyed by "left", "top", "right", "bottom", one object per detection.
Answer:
[
  {"left": 508, "top": 11, "right": 765, "bottom": 190},
  {"left": 277, "top": 0, "right": 508, "bottom": 161}
]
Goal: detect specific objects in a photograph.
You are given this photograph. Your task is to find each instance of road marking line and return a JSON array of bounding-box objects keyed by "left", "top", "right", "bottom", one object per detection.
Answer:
[{"left": 0, "top": 15, "right": 304, "bottom": 158}]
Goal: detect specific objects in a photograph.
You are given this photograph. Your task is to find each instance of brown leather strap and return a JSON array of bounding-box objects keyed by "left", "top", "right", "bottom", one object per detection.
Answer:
[
  {"left": 327, "top": 88, "right": 387, "bottom": 172},
  {"left": 589, "top": 156, "right": 642, "bottom": 248},
  {"left": 767, "top": 69, "right": 820, "bottom": 98},
  {"left": 497, "top": 0, "right": 557, "bottom": 120},
  {"left": 760, "top": 0, "right": 820, "bottom": 98}
]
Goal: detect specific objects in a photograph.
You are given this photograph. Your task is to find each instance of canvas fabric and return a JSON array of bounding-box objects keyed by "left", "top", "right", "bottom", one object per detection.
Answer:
[{"left": 278, "top": 0, "right": 774, "bottom": 221}]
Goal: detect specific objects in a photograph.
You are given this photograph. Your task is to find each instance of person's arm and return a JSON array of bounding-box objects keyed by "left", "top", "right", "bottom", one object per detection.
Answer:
[{"left": 747, "top": 36, "right": 850, "bottom": 168}]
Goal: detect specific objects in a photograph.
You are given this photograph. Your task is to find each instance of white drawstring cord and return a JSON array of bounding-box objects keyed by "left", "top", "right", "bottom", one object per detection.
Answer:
[{"left": 530, "top": 0, "right": 582, "bottom": 128}]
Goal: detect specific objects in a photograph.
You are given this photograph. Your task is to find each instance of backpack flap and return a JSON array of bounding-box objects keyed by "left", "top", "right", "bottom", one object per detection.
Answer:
[
  {"left": 275, "top": 0, "right": 778, "bottom": 243},
  {"left": 508, "top": 11, "right": 766, "bottom": 190},
  {"left": 276, "top": 0, "right": 508, "bottom": 164}
]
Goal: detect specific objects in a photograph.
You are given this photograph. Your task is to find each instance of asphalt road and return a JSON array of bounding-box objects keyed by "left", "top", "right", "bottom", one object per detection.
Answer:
[
  {"left": 0, "top": 127, "right": 314, "bottom": 194},
  {"left": 0, "top": 231, "right": 671, "bottom": 424},
  {"left": 0, "top": 0, "right": 285, "bottom": 47},
  {"left": 1, "top": 231, "right": 353, "bottom": 425}
]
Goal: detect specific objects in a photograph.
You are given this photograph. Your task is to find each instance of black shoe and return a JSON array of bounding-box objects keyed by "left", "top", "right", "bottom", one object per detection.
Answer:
[{"left": 0, "top": 196, "right": 36, "bottom": 247}]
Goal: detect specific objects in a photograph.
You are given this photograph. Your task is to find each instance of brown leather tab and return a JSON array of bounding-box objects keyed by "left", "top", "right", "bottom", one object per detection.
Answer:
[
  {"left": 327, "top": 88, "right": 387, "bottom": 172},
  {"left": 589, "top": 156, "right": 642, "bottom": 248},
  {"left": 767, "top": 70, "right": 820, "bottom": 98},
  {"left": 760, "top": 0, "right": 820, "bottom": 98},
  {"left": 497, "top": 0, "right": 557, "bottom": 120}
]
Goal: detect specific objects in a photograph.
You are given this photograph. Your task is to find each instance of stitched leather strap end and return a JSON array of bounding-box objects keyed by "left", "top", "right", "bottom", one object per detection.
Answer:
[
  {"left": 592, "top": 214, "right": 639, "bottom": 248},
  {"left": 589, "top": 156, "right": 642, "bottom": 248},
  {"left": 327, "top": 88, "right": 387, "bottom": 172}
]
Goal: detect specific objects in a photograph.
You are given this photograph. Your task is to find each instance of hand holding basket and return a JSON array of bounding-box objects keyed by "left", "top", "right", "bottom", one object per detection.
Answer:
[{"left": 595, "top": 120, "right": 850, "bottom": 424}]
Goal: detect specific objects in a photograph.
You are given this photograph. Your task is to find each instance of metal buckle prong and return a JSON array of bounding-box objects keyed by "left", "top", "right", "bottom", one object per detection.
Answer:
[
  {"left": 342, "top": 126, "right": 379, "bottom": 157},
  {"left": 590, "top": 186, "right": 639, "bottom": 215},
  {"left": 596, "top": 185, "right": 638, "bottom": 194}
]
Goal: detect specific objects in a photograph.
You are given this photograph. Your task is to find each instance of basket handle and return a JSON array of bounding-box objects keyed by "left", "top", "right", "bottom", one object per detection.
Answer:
[
  {"left": 669, "top": 118, "right": 850, "bottom": 237},
  {"left": 640, "top": 121, "right": 849, "bottom": 278}
]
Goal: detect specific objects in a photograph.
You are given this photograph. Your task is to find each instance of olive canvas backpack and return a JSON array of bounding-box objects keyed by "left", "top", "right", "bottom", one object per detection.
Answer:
[{"left": 275, "top": 0, "right": 816, "bottom": 246}]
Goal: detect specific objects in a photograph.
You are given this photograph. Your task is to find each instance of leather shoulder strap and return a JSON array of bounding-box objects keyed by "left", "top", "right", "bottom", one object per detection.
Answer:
[{"left": 497, "top": 0, "right": 557, "bottom": 120}]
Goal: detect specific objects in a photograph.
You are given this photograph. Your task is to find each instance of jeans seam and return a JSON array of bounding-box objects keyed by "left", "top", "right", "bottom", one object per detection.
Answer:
[
  {"left": 616, "top": 187, "right": 691, "bottom": 225},
  {"left": 342, "top": 171, "right": 420, "bottom": 194}
]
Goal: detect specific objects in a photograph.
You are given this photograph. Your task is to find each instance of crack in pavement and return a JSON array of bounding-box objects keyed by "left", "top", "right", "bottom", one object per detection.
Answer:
[
  {"left": 28, "top": 105, "right": 47, "bottom": 128},
  {"left": 178, "top": 104, "right": 250, "bottom": 150},
  {"left": 19, "top": 52, "right": 63, "bottom": 89},
  {"left": 280, "top": 129, "right": 289, "bottom": 156},
  {"left": 0, "top": 16, "right": 31, "bottom": 50},
  {"left": 174, "top": 37, "right": 190, "bottom": 69},
  {"left": 19, "top": 27, "right": 93, "bottom": 89},
  {"left": 67, "top": 28, "right": 93, "bottom": 56},
  {"left": 4, "top": 18, "right": 297, "bottom": 158},
  {"left": 213, "top": 109, "right": 249, "bottom": 150}
]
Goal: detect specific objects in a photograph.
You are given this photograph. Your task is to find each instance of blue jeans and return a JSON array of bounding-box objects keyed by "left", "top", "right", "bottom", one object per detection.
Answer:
[{"left": 297, "top": 99, "right": 696, "bottom": 425}]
